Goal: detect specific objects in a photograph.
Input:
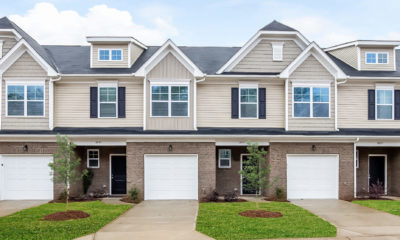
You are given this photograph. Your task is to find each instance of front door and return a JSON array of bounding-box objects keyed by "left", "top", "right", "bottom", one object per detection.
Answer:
[
  {"left": 369, "top": 155, "right": 386, "bottom": 193},
  {"left": 111, "top": 155, "right": 126, "bottom": 195},
  {"left": 241, "top": 155, "right": 257, "bottom": 194}
]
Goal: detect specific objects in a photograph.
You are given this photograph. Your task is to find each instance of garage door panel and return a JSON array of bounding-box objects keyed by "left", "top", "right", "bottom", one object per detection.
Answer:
[{"left": 287, "top": 155, "right": 338, "bottom": 199}]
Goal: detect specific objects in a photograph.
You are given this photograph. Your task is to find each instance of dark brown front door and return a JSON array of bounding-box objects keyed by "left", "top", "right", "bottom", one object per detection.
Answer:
[
  {"left": 111, "top": 155, "right": 126, "bottom": 195},
  {"left": 369, "top": 155, "right": 385, "bottom": 192}
]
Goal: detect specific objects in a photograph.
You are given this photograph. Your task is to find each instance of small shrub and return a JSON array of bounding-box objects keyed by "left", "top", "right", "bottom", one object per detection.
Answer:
[
  {"left": 58, "top": 190, "right": 67, "bottom": 202},
  {"left": 128, "top": 187, "right": 140, "bottom": 203},
  {"left": 275, "top": 187, "right": 285, "bottom": 200},
  {"left": 205, "top": 190, "right": 219, "bottom": 202},
  {"left": 369, "top": 180, "right": 385, "bottom": 199},
  {"left": 82, "top": 169, "right": 94, "bottom": 194},
  {"left": 224, "top": 190, "right": 238, "bottom": 202}
]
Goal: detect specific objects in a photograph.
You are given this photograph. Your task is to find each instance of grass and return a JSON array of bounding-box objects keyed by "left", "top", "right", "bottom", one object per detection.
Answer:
[
  {"left": 196, "top": 202, "right": 336, "bottom": 240},
  {"left": 353, "top": 200, "right": 400, "bottom": 216},
  {"left": 0, "top": 200, "right": 132, "bottom": 240}
]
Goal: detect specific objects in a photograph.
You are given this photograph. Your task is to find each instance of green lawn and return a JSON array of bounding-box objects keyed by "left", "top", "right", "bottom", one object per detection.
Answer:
[
  {"left": 353, "top": 200, "right": 400, "bottom": 216},
  {"left": 0, "top": 201, "right": 132, "bottom": 240},
  {"left": 196, "top": 202, "right": 336, "bottom": 240}
]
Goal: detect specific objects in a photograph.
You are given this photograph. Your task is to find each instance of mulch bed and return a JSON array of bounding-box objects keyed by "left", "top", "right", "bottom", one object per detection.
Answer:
[
  {"left": 43, "top": 210, "right": 90, "bottom": 221},
  {"left": 264, "top": 197, "right": 289, "bottom": 202},
  {"left": 120, "top": 196, "right": 141, "bottom": 204},
  {"left": 239, "top": 210, "right": 283, "bottom": 218},
  {"left": 49, "top": 197, "right": 97, "bottom": 203},
  {"left": 201, "top": 198, "right": 248, "bottom": 203}
]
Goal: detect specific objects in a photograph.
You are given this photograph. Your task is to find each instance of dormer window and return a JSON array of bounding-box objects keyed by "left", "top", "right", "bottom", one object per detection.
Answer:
[
  {"left": 366, "top": 52, "right": 388, "bottom": 64},
  {"left": 272, "top": 42, "right": 284, "bottom": 61},
  {"left": 98, "top": 49, "right": 122, "bottom": 61}
]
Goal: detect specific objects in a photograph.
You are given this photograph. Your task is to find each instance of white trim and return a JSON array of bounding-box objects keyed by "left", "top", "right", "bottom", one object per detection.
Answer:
[
  {"left": 0, "top": 40, "right": 3, "bottom": 59},
  {"left": 75, "top": 141, "right": 126, "bottom": 146},
  {"left": 216, "top": 141, "right": 269, "bottom": 146},
  {"left": 272, "top": 42, "right": 284, "bottom": 61},
  {"left": 143, "top": 76, "right": 147, "bottom": 130},
  {"left": 354, "top": 140, "right": 359, "bottom": 198},
  {"left": 375, "top": 86, "right": 394, "bottom": 120},
  {"left": 239, "top": 83, "right": 258, "bottom": 119},
  {"left": 325, "top": 40, "right": 400, "bottom": 51},
  {"left": 98, "top": 49, "right": 123, "bottom": 62},
  {"left": 109, "top": 153, "right": 127, "bottom": 195},
  {"left": 193, "top": 79, "right": 197, "bottom": 130},
  {"left": 127, "top": 43, "right": 131, "bottom": 68},
  {"left": 292, "top": 84, "right": 331, "bottom": 119},
  {"left": 218, "top": 149, "right": 231, "bottom": 168},
  {"left": 394, "top": 48, "right": 397, "bottom": 71},
  {"left": 357, "top": 47, "right": 361, "bottom": 70},
  {"left": 87, "top": 149, "right": 100, "bottom": 168},
  {"left": 334, "top": 77, "right": 338, "bottom": 130},
  {"left": 365, "top": 52, "right": 389, "bottom": 65},
  {"left": 357, "top": 141, "right": 400, "bottom": 147},
  {"left": 87, "top": 36, "right": 147, "bottom": 49},
  {"left": 368, "top": 154, "right": 387, "bottom": 195},
  {"left": 136, "top": 39, "right": 203, "bottom": 77},
  {"left": 98, "top": 82, "right": 118, "bottom": 119},
  {"left": 285, "top": 78, "right": 288, "bottom": 131},
  {"left": 0, "top": 75, "right": 2, "bottom": 130},
  {"left": 0, "top": 29, "right": 22, "bottom": 40},
  {"left": 149, "top": 83, "right": 190, "bottom": 118},
  {"left": 49, "top": 80, "right": 53, "bottom": 129}
]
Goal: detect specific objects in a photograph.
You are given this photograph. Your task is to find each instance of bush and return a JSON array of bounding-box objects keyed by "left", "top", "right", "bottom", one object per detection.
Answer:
[
  {"left": 205, "top": 190, "right": 219, "bottom": 202},
  {"left": 58, "top": 190, "right": 68, "bottom": 202},
  {"left": 275, "top": 187, "right": 285, "bottom": 200},
  {"left": 369, "top": 180, "right": 385, "bottom": 199},
  {"left": 224, "top": 190, "right": 238, "bottom": 202},
  {"left": 82, "top": 169, "right": 94, "bottom": 194},
  {"left": 128, "top": 187, "right": 140, "bottom": 203}
]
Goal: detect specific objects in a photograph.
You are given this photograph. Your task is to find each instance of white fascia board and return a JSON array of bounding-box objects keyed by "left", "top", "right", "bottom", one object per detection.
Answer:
[
  {"left": 0, "top": 29, "right": 22, "bottom": 40},
  {"left": 135, "top": 39, "right": 203, "bottom": 77},
  {"left": 216, "top": 141, "right": 269, "bottom": 146},
  {"left": 87, "top": 36, "right": 147, "bottom": 49},
  {"left": 325, "top": 40, "right": 400, "bottom": 51}
]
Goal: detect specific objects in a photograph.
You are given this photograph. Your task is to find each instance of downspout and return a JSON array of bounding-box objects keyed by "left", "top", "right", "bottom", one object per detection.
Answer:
[
  {"left": 143, "top": 74, "right": 147, "bottom": 131},
  {"left": 354, "top": 137, "right": 359, "bottom": 199},
  {"left": 49, "top": 75, "right": 62, "bottom": 130},
  {"left": 194, "top": 76, "right": 206, "bottom": 130},
  {"left": 0, "top": 73, "right": 2, "bottom": 130},
  {"left": 334, "top": 77, "right": 338, "bottom": 131},
  {"left": 285, "top": 78, "right": 288, "bottom": 131}
]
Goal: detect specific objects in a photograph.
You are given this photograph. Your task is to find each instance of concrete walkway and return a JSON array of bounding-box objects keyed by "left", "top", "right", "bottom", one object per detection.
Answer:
[
  {"left": 84, "top": 200, "right": 211, "bottom": 240},
  {"left": 0, "top": 200, "right": 47, "bottom": 217},
  {"left": 291, "top": 199, "right": 400, "bottom": 239}
]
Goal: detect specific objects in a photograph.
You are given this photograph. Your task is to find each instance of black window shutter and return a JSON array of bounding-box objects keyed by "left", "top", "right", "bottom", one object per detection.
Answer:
[
  {"left": 395, "top": 90, "right": 400, "bottom": 120},
  {"left": 258, "top": 88, "right": 266, "bottom": 119},
  {"left": 90, "top": 87, "right": 98, "bottom": 118},
  {"left": 231, "top": 88, "right": 239, "bottom": 119},
  {"left": 118, "top": 87, "right": 126, "bottom": 118},
  {"left": 368, "top": 89, "right": 375, "bottom": 120}
]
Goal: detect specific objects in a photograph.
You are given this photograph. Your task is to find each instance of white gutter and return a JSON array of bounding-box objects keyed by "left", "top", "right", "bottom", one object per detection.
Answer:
[
  {"left": 206, "top": 74, "right": 279, "bottom": 78},
  {"left": 334, "top": 77, "right": 338, "bottom": 131},
  {"left": 194, "top": 77, "right": 206, "bottom": 130},
  {"left": 49, "top": 75, "right": 62, "bottom": 130},
  {"left": 0, "top": 73, "right": 2, "bottom": 130},
  {"left": 285, "top": 78, "right": 288, "bottom": 131},
  {"left": 143, "top": 75, "right": 147, "bottom": 130},
  {"left": 354, "top": 137, "right": 359, "bottom": 198}
]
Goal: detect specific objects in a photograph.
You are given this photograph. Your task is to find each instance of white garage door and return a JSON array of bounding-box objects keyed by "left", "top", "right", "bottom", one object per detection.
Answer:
[
  {"left": 287, "top": 155, "right": 339, "bottom": 199},
  {"left": 144, "top": 155, "right": 198, "bottom": 200},
  {"left": 0, "top": 155, "right": 53, "bottom": 200}
]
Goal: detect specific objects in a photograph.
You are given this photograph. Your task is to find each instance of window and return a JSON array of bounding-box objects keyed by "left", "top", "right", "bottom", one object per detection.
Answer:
[
  {"left": 7, "top": 84, "right": 44, "bottom": 117},
  {"left": 365, "top": 52, "right": 388, "bottom": 64},
  {"left": 376, "top": 88, "right": 393, "bottom": 119},
  {"left": 99, "top": 85, "right": 117, "bottom": 118},
  {"left": 218, "top": 149, "right": 231, "bottom": 168},
  {"left": 272, "top": 42, "right": 284, "bottom": 61},
  {"left": 151, "top": 85, "right": 189, "bottom": 117},
  {"left": 293, "top": 86, "right": 330, "bottom": 118},
  {"left": 87, "top": 149, "right": 100, "bottom": 168},
  {"left": 98, "top": 49, "right": 122, "bottom": 61},
  {"left": 240, "top": 87, "right": 258, "bottom": 118}
]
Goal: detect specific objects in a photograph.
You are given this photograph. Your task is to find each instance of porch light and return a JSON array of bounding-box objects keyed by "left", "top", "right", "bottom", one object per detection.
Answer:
[
  {"left": 168, "top": 144, "right": 173, "bottom": 152},
  {"left": 312, "top": 145, "right": 316, "bottom": 151},
  {"left": 23, "top": 144, "right": 28, "bottom": 152}
]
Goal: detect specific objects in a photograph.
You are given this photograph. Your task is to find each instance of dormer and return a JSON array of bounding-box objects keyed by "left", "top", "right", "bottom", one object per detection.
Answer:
[
  {"left": 326, "top": 40, "right": 400, "bottom": 71},
  {"left": 87, "top": 36, "right": 147, "bottom": 68},
  {"left": 0, "top": 29, "right": 21, "bottom": 59}
]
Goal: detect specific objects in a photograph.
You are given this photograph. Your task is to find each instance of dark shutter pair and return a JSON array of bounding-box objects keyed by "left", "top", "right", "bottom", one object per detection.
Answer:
[
  {"left": 90, "top": 87, "right": 125, "bottom": 118},
  {"left": 368, "top": 89, "right": 400, "bottom": 120},
  {"left": 231, "top": 88, "right": 266, "bottom": 119}
]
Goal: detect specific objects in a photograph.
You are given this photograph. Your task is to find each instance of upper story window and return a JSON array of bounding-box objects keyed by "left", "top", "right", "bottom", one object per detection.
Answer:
[
  {"left": 151, "top": 85, "right": 189, "bottom": 117},
  {"left": 98, "top": 49, "right": 122, "bottom": 61},
  {"left": 218, "top": 149, "right": 231, "bottom": 168},
  {"left": 376, "top": 87, "right": 393, "bottom": 120},
  {"left": 87, "top": 149, "right": 100, "bottom": 168},
  {"left": 366, "top": 52, "right": 388, "bottom": 64},
  {"left": 239, "top": 86, "right": 258, "bottom": 118},
  {"left": 272, "top": 42, "right": 284, "bottom": 61},
  {"left": 7, "top": 83, "right": 44, "bottom": 117},
  {"left": 293, "top": 86, "right": 330, "bottom": 118},
  {"left": 98, "top": 83, "right": 117, "bottom": 118}
]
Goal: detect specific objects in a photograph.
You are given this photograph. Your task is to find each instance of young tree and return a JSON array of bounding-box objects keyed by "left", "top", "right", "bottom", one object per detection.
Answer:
[
  {"left": 239, "top": 141, "right": 275, "bottom": 208},
  {"left": 49, "top": 134, "right": 87, "bottom": 211}
]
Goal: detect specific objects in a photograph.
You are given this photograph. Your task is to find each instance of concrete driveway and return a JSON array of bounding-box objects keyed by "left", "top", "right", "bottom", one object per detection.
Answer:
[
  {"left": 0, "top": 200, "right": 47, "bottom": 217},
  {"left": 90, "top": 200, "right": 211, "bottom": 240},
  {"left": 292, "top": 199, "right": 400, "bottom": 239}
]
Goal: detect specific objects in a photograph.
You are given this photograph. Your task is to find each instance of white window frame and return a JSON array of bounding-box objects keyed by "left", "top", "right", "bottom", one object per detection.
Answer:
[
  {"left": 239, "top": 83, "right": 258, "bottom": 119},
  {"left": 218, "top": 149, "right": 231, "bottom": 168},
  {"left": 98, "top": 49, "right": 123, "bottom": 62},
  {"left": 150, "top": 83, "right": 190, "bottom": 118},
  {"left": 98, "top": 82, "right": 118, "bottom": 119},
  {"left": 0, "top": 40, "right": 3, "bottom": 58},
  {"left": 272, "top": 42, "right": 284, "bottom": 61},
  {"left": 365, "top": 52, "right": 389, "bottom": 64},
  {"left": 87, "top": 149, "right": 100, "bottom": 168},
  {"left": 5, "top": 81, "right": 45, "bottom": 117},
  {"left": 375, "top": 86, "right": 394, "bottom": 120},
  {"left": 292, "top": 83, "right": 331, "bottom": 119}
]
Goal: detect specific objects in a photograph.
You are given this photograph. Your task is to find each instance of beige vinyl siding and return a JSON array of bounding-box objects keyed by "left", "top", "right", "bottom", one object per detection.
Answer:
[
  {"left": 328, "top": 46, "right": 358, "bottom": 69},
  {"left": 54, "top": 79, "right": 142, "bottom": 127},
  {"left": 91, "top": 44, "right": 129, "bottom": 68},
  {"left": 1, "top": 37, "right": 17, "bottom": 57},
  {"left": 197, "top": 78, "right": 284, "bottom": 128},
  {"left": 129, "top": 43, "right": 144, "bottom": 67},
  {"left": 146, "top": 52, "right": 194, "bottom": 130},
  {"left": 360, "top": 47, "right": 395, "bottom": 71},
  {"left": 232, "top": 40, "right": 302, "bottom": 73},
  {"left": 1, "top": 80, "right": 49, "bottom": 130},
  {"left": 3, "top": 52, "right": 47, "bottom": 77},
  {"left": 288, "top": 55, "right": 335, "bottom": 131},
  {"left": 338, "top": 81, "right": 400, "bottom": 128}
]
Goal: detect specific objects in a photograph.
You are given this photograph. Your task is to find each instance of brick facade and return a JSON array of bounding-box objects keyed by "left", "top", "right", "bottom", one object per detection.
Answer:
[
  {"left": 126, "top": 142, "right": 216, "bottom": 200},
  {"left": 268, "top": 142, "right": 354, "bottom": 200}
]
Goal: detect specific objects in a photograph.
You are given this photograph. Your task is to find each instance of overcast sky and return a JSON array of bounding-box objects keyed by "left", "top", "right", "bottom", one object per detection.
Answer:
[{"left": 0, "top": 0, "right": 399, "bottom": 47}]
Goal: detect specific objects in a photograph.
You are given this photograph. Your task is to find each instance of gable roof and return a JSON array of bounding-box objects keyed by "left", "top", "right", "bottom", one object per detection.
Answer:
[
  {"left": 0, "top": 17, "right": 58, "bottom": 72},
  {"left": 260, "top": 20, "right": 297, "bottom": 32}
]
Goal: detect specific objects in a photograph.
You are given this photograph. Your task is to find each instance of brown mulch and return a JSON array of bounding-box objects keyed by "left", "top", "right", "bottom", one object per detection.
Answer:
[
  {"left": 49, "top": 197, "right": 97, "bottom": 203},
  {"left": 239, "top": 210, "right": 283, "bottom": 218},
  {"left": 201, "top": 198, "right": 248, "bottom": 203},
  {"left": 264, "top": 197, "right": 289, "bottom": 202},
  {"left": 43, "top": 210, "right": 90, "bottom": 221},
  {"left": 120, "top": 196, "right": 141, "bottom": 204}
]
